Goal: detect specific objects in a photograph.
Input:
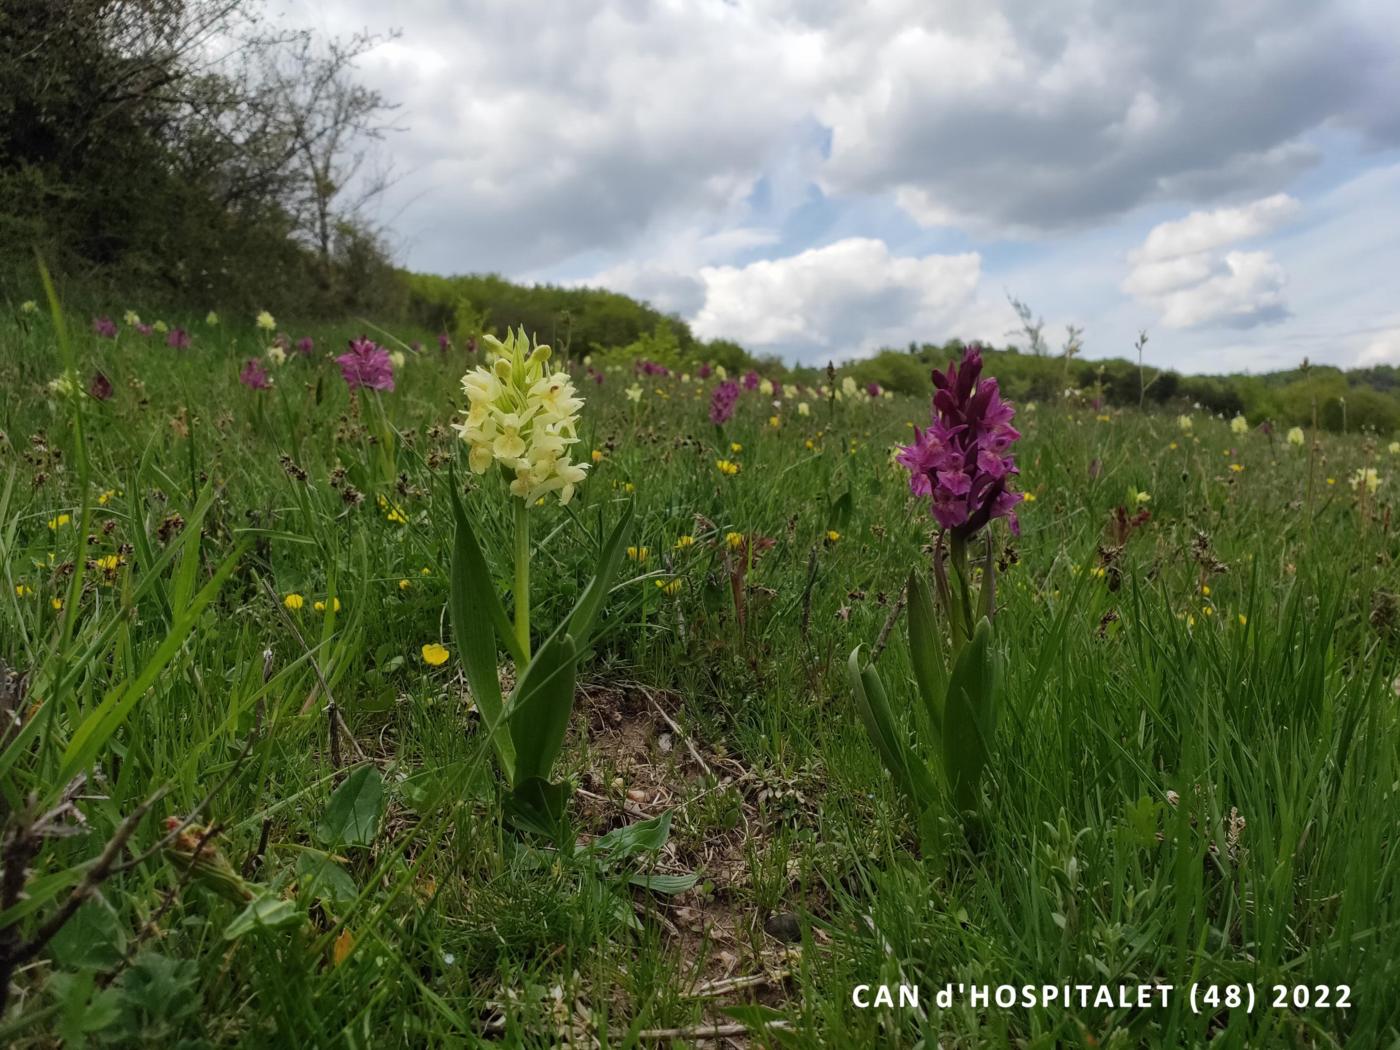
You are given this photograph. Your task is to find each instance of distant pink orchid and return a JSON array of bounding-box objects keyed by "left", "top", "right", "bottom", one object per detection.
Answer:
[
  {"left": 93, "top": 316, "right": 118, "bottom": 339},
  {"left": 335, "top": 337, "right": 395, "bottom": 392},
  {"left": 239, "top": 358, "right": 272, "bottom": 390},
  {"left": 88, "top": 371, "right": 113, "bottom": 401},
  {"left": 166, "top": 327, "right": 191, "bottom": 349}
]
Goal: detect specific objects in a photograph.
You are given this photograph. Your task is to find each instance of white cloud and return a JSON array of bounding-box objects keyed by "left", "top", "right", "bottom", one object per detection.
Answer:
[
  {"left": 1124, "top": 195, "right": 1300, "bottom": 329},
  {"left": 691, "top": 238, "right": 1001, "bottom": 359},
  {"left": 1357, "top": 328, "right": 1400, "bottom": 366},
  {"left": 284, "top": 0, "right": 1400, "bottom": 276},
  {"left": 1135, "top": 194, "right": 1301, "bottom": 263}
]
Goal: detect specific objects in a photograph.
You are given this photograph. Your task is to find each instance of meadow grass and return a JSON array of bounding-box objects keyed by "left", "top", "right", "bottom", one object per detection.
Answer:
[{"left": 2, "top": 310, "right": 1398, "bottom": 1047}]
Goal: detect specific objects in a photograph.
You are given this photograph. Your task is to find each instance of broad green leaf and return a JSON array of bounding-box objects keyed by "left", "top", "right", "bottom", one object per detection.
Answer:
[
  {"left": 564, "top": 502, "right": 633, "bottom": 649},
  {"left": 224, "top": 894, "right": 303, "bottom": 939},
  {"left": 906, "top": 570, "right": 946, "bottom": 744},
  {"left": 317, "top": 764, "right": 385, "bottom": 847},
  {"left": 942, "top": 616, "right": 1001, "bottom": 814},
  {"left": 296, "top": 852, "right": 358, "bottom": 905},
  {"left": 507, "top": 632, "right": 578, "bottom": 784},
  {"left": 448, "top": 475, "right": 517, "bottom": 779},
  {"left": 847, "top": 646, "right": 938, "bottom": 811},
  {"left": 49, "top": 897, "right": 127, "bottom": 970},
  {"left": 503, "top": 776, "right": 571, "bottom": 846},
  {"left": 627, "top": 872, "right": 700, "bottom": 895},
  {"left": 589, "top": 811, "right": 672, "bottom": 863}
]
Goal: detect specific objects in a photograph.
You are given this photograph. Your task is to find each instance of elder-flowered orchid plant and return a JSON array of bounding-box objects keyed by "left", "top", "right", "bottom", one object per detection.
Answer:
[
  {"left": 448, "top": 328, "right": 630, "bottom": 845},
  {"left": 849, "top": 346, "right": 1022, "bottom": 847}
]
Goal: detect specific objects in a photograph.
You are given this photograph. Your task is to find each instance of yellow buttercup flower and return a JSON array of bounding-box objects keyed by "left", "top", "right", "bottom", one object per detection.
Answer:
[
  {"left": 1021, "top": 491, "right": 1037, "bottom": 502},
  {"left": 769, "top": 415, "right": 780, "bottom": 428},
  {"left": 655, "top": 578, "right": 683, "bottom": 596},
  {"left": 15, "top": 584, "right": 32, "bottom": 597},
  {"left": 421, "top": 642, "right": 450, "bottom": 666},
  {"left": 725, "top": 531, "right": 744, "bottom": 550},
  {"left": 674, "top": 535, "right": 695, "bottom": 549},
  {"left": 313, "top": 597, "right": 342, "bottom": 613},
  {"left": 730, "top": 442, "right": 743, "bottom": 454},
  {"left": 453, "top": 327, "right": 589, "bottom": 505},
  {"left": 399, "top": 578, "right": 411, "bottom": 591},
  {"left": 94, "top": 554, "right": 121, "bottom": 572},
  {"left": 48, "top": 513, "right": 70, "bottom": 530},
  {"left": 284, "top": 593, "right": 305, "bottom": 610},
  {"left": 716, "top": 459, "right": 740, "bottom": 476},
  {"left": 626, "top": 546, "right": 649, "bottom": 563},
  {"left": 591, "top": 449, "right": 603, "bottom": 463},
  {"left": 826, "top": 530, "right": 841, "bottom": 543},
  {"left": 51, "top": 597, "right": 63, "bottom": 610}
]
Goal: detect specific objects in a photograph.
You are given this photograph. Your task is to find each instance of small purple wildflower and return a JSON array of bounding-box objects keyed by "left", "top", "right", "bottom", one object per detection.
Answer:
[
  {"left": 438, "top": 332, "right": 452, "bottom": 352},
  {"left": 697, "top": 362, "right": 713, "bottom": 379},
  {"left": 866, "top": 382, "right": 882, "bottom": 398},
  {"left": 335, "top": 337, "right": 395, "bottom": 392},
  {"left": 896, "top": 346, "right": 1022, "bottom": 538},
  {"left": 295, "top": 336, "right": 314, "bottom": 355},
  {"left": 709, "top": 380, "right": 740, "bottom": 425},
  {"left": 88, "top": 371, "right": 113, "bottom": 401},
  {"left": 93, "top": 316, "right": 118, "bottom": 339},
  {"left": 136, "top": 323, "right": 153, "bottom": 336},
  {"left": 166, "top": 327, "right": 191, "bottom": 350},
  {"left": 742, "top": 370, "right": 759, "bottom": 391},
  {"left": 239, "top": 358, "right": 272, "bottom": 390}
]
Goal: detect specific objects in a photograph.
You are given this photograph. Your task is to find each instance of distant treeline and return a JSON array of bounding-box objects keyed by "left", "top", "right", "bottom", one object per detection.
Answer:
[{"left": 403, "top": 273, "right": 1398, "bottom": 432}]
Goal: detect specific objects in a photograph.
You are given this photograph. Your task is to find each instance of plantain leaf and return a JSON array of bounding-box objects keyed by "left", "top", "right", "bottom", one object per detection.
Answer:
[
  {"left": 507, "top": 632, "right": 578, "bottom": 784},
  {"left": 588, "top": 811, "right": 672, "bottom": 863},
  {"left": 317, "top": 764, "right": 385, "bottom": 847},
  {"left": 941, "top": 616, "right": 1001, "bottom": 814},
  {"left": 906, "top": 570, "right": 946, "bottom": 745}
]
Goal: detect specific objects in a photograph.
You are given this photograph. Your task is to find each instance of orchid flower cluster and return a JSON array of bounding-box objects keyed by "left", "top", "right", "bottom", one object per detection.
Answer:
[
  {"left": 850, "top": 346, "right": 1023, "bottom": 851},
  {"left": 445, "top": 330, "right": 632, "bottom": 847},
  {"left": 454, "top": 327, "right": 589, "bottom": 507}
]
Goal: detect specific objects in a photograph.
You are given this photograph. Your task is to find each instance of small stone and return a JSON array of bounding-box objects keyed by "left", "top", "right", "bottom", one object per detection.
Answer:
[{"left": 763, "top": 911, "right": 801, "bottom": 943}]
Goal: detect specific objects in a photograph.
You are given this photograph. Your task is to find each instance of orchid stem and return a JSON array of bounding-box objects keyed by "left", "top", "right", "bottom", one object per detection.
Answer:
[{"left": 513, "top": 499, "right": 531, "bottom": 661}]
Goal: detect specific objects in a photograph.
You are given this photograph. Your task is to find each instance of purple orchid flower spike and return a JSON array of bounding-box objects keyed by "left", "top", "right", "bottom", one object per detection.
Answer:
[{"left": 898, "top": 345, "right": 1023, "bottom": 540}]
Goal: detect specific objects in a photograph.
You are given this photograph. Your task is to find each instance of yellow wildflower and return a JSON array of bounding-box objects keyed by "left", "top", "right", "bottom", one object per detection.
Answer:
[
  {"left": 725, "top": 531, "right": 744, "bottom": 550},
  {"left": 655, "top": 578, "right": 683, "bottom": 596},
  {"left": 284, "top": 593, "right": 305, "bottom": 610},
  {"left": 256, "top": 310, "right": 276, "bottom": 331},
  {"left": 421, "top": 643, "right": 450, "bottom": 666},
  {"left": 48, "top": 514, "right": 70, "bottom": 530},
  {"left": 626, "top": 546, "right": 649, "bottom": 563},
  {"left": 716, "top": 459, "right": 740, "bottom": 476},
  {"left": 674, "top": 535, "right": 695, "bottom": 549}
]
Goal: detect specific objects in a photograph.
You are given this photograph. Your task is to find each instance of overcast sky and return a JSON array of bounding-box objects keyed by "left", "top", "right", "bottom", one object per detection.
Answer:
[{"left": 275, "top": 0, "right": 1400, "bottom": 373}]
